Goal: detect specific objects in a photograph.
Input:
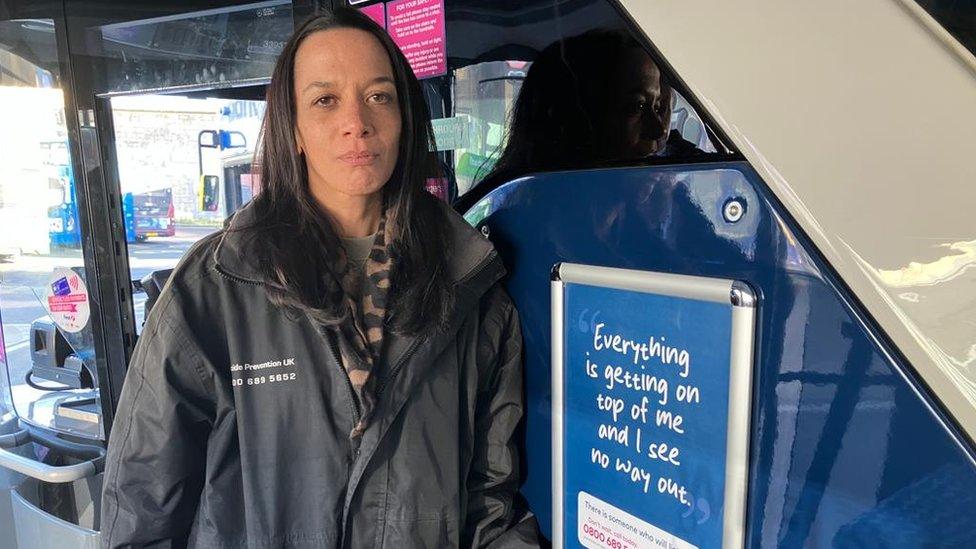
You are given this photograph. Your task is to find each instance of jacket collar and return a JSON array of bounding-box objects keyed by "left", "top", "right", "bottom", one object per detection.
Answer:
[{"left": 212, "top": 199, "right": 501, "bottom": 289}]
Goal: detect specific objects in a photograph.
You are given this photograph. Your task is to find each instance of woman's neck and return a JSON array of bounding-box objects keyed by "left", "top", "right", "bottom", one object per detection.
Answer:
[{"left": 315, "top": 191, "right": 383, "bottom": 238}]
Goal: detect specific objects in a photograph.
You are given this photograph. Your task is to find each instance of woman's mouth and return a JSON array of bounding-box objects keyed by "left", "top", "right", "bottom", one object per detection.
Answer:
[{"left": 339, "top": 152, "right": 378, "bottom": 166}]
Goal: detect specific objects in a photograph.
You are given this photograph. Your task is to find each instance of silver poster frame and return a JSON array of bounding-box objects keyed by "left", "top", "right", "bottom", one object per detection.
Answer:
[{"left": 551, "top": 262, "right": 756, "bottom": 549}]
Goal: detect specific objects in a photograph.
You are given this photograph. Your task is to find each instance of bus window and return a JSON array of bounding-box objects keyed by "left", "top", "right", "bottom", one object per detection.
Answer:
[
  {"left": 0, "top": 17, "right": 101, "bottom": 440},
  {"left": 62, "top": 1, "right": 294, "bottom": 339},
  {"left": 108, "top": 94, "right": 266, "bottom": 333},
  {"left": 452, "top": 61, "right": 528, "bottom": 195},
  {"left": 400, "top": 0, "right": 736, "bottom": 212}
]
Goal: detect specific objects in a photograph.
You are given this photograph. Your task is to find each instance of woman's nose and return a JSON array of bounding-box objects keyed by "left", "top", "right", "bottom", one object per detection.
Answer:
[
  {"left": 341, "top": 102, "right": 373, "bottom": 138},
  {"left": 641, "top": 108, "right": 667, "bottom": 140}
]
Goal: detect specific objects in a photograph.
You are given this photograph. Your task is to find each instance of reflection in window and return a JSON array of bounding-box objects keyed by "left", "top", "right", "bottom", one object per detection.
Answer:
[
  {"left": 93, "top": 1, "right": 293, "bottom": 94},
  {"left": 451, "top": 24, "right": 727, "bottom": 212}
]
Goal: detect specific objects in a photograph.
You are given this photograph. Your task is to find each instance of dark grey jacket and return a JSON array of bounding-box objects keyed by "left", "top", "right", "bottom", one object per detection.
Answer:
[{"left": 100, "top": 203, "right": 540, "bottom": 548}]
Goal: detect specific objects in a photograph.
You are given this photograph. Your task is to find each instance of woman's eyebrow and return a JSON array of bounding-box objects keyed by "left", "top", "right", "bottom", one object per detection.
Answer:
[
  {"left": 302, "top": 76, "right": 394, "bottom": 94},
  {"left": 368, "top": 76, "right": 395, "bottom": 86},
  {"left": 303, "top": 81, "right": 335, "bottom": 93}
]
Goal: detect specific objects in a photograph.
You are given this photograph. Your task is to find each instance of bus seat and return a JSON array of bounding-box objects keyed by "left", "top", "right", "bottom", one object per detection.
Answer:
[{"left": 139, "top": 269, "right": 173, "bottom": 325}]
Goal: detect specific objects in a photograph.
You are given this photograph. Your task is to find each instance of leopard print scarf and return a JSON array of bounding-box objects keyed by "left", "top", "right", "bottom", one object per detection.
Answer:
[{"left": 330, "top": 212, "right": 393, "bottom": 440}]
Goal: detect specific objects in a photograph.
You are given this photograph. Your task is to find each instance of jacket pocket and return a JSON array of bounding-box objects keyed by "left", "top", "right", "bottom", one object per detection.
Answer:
[{"left": 380, "top": 511, "right": 459, "bottom": 548}]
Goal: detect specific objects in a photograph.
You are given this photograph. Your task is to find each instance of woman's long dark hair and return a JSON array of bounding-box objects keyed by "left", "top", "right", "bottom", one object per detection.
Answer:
[
  {"left": 470, "top": 29, "right": 662, "bottom": 202},
  {"left": 244, "top": 8, "right": 453, "bottom": 334}
]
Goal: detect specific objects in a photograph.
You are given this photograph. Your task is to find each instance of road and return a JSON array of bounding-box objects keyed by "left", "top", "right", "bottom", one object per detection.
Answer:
[{"left": 0, "top": 224, "right": 217, "bottom": 420}]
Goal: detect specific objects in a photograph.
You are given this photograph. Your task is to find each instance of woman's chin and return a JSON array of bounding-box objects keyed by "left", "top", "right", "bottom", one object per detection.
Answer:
[
  {"left": 343, "top": 176, "right": 388, "bottom": 197},
  {"left": 311, "top": 169, "right": 391, "bottom": 200}
]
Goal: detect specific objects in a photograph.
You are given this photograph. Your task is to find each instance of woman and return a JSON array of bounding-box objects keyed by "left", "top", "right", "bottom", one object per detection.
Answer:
[
  {"left": 457, "top": 29, "right": 702, "bottom": 214},
  {"left": 101, "top": 9, "right": 539, "bottom": 548}
]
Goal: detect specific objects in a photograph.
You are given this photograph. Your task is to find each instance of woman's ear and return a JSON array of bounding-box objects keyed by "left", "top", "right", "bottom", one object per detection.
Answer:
[{"left": 294, "top": 130, "right": 304, "bottom": 155}]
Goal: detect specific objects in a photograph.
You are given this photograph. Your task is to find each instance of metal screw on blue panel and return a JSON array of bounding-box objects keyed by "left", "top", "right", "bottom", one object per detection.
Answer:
[{"left": 723, "top": 198, "right": 746, "bottom": 223}]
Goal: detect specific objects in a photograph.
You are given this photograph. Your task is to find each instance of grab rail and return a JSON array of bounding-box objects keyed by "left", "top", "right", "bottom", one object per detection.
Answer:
[{"left": 0, "top": 422, "right": 105, "bottom": 483}]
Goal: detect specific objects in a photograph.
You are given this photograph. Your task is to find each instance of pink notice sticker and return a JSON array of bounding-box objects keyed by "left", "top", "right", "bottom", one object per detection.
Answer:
[
  {"left": 45, "top": 268, "right": 90, "bottom": 333},
  {"left": 359, "top": 3, "right": 386, "bottom": 29},
  {"left": 387, "top": 0, "right": 447, "bottom": 80},
  {"left": 425, "top": 177, "right": 449, "bottom": 201}
]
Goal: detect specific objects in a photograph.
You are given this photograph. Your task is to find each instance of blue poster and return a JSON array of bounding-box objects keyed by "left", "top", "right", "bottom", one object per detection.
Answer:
[{"left": 561, "top": 282, "right": 733, "bottom": 549}]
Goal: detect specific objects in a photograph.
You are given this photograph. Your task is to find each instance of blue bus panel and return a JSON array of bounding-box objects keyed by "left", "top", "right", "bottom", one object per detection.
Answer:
[{"left": 471, "top": 162, "right": 976, "bottom": 547}]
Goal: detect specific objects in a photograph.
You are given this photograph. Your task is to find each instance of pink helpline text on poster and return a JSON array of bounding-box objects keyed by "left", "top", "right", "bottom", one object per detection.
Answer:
[
  {"left": 358, "top": 3, "right": 386, "bottom": 29},
  {"left": 386, "top": 0, "right": 447, "bottom": 80}
]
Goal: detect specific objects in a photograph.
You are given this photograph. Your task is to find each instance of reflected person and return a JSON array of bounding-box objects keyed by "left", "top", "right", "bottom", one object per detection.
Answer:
[{"left": 467, "top": 28, "right": 701, "bottom": 203}]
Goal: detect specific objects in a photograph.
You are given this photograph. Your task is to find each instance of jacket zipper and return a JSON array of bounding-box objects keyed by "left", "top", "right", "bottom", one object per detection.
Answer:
[
  {"left": 374, "top": 337, "right": 423, "bottom": 400},
  {"left": 338, "top": 251, "right": 500, "bottom": 544},
  {"left": 321, "top": 328, "right": 364, "bottom": 549},
  {"left": 374, "top": 251, "right": 498, "bottom": 399},
  {"left": 324, "top": 330, "right": 363, "bottom": 439},
  {"left": 212, "top": 264, "right": 264, "bottom": 285}
]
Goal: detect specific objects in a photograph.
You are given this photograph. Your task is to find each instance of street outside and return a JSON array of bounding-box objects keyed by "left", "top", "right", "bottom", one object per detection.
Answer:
[{"left": 0, "top": 224, "right": 217, "bottom": 422}]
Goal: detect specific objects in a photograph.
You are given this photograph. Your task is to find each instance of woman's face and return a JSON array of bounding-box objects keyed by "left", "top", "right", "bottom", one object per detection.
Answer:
[
  {"left": 293, "top": 28, "right": 402, "bottom": 205},
  {"left": 597, "top": 48, "right": 672, "bottom": 160}
]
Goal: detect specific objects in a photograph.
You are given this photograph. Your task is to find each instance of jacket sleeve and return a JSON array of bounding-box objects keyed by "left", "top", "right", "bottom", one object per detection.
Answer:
[
  {"left": 463, "top": 287, "right": 543, "bottom": 548},
  {"left": 101, "top": 302, "right": 214, "bottom": 549}
]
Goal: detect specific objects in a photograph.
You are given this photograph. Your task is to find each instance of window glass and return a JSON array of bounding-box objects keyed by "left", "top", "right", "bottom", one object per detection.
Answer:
[
  {"left": 454, "top": 27, "right": 726, "bottom": 194},
  {"left": 93, "top": 1, "right": 294, "bottom": 95},
  {"left": 671, "top": 90, "right": 717, "bottom": 154},
  {"left": 452, "top": 61, "right": 528, "bottom": 195},
  {"left": 65, "top": 1, "right": 288, "bottom": 335},
  {"left": 421, "top": 0, "right": 730, "bottom": 210},
  {"left": 915, "top": 0, "right": 976, "bottom": 57},
  {"left": 0, "top": 18, "right": 102, "bottom": 439},
  {"left": 348, "top": 0, "right": 730, "bottom": 207},
  {"left": 108, "top": 94, "right": 265, "bottom": 333}
]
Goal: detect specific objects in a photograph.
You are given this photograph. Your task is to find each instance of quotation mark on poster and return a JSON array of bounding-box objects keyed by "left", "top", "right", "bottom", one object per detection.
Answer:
[
  {"left": 577, "top": 308, "right": 602, "bottom": 334},
  {"left": 680, "top": 494, "right": 711, "bottom": 525}
]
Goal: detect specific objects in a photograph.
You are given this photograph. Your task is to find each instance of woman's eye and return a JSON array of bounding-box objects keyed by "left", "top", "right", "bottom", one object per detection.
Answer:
[
  {"left": 626, "top": 99, "right": 646, "bottom": 114},
  {"left": 315, "top": 96, "right": 337, "bottom": 107},
  {"left": 368, "top": 92, "right": 393, "bottom": 104}
]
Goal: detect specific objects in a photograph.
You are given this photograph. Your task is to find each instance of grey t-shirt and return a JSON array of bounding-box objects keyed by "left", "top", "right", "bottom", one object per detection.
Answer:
[{"left": 340, "top": 234, "right": 378, "bottom": 300}]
